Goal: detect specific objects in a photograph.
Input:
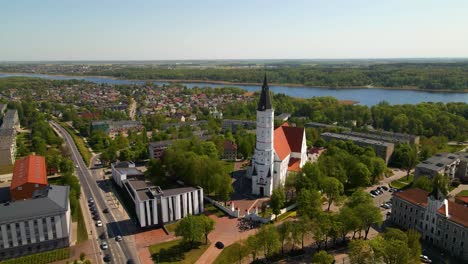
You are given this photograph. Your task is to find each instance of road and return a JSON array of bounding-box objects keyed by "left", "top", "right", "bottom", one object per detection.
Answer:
[{"left": 50, "top": 121, "right": 139, "bottom": 264}]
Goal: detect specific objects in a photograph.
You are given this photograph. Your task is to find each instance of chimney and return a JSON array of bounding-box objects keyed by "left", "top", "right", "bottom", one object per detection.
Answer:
[{"left": 444, "top": 199, "right": 449, "bottom": 217}]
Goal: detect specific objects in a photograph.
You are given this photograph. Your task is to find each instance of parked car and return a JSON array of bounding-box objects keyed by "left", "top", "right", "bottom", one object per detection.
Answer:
[
  {"left": 420, "top": 255, "right": 432, "bottom": 263},
  {"left": 370, "top": 194, "right": 376, "bottom": 198},
  {"left": 381, "top": 186, "right": 389, "bottom": 191},
  {"left": 96, "top": 220, "right": 103, "bottom": 227},
  {"left": 215, "top": 241, "right": 224, "bottom": 249},
  {"left": 115, "top": 235, "right": 122, "bottom": 242},
  {"left": 93, "top": 215, "right": 100, "bottom": 220},
  {"left": 101, "top": 242, "right": 108, "bottom": 250},
  {"left": 127, "top": 259, "right": 135, "bottom": 264},
  {"left": 88, "top": 198, "right": 94, "bottom": 203},
  {"left": 99, "top": 232, "right": 107, "bottom": 239},
  {"left": 103, "top": 208, "right": 109, "bottom": 213},
  {"left": 103, "top": 254, "right": 112, "bottom": 262}
]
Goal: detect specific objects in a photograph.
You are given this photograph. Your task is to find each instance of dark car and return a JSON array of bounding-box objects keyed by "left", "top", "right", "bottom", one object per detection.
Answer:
[
  {"left": 127, "top": 259, "right": 135, "bottom": 264},
  {"left": 99, "top": 232, "right": 107, "bottom": 239},
  {"left": 103, "top": 208, "right": 109, "bottom": 213},
  {"left": 381, "top": 186, "right": 389, "bottom": 191},
  {"left": 93, "top": 215, "right": 100, "bottom": 220},
  {"left": 103, "top": 254, "right": 112, "bottom": 262},
  {"left": 215, "top": 241, "right": 224, "bottom": 249},
  {"left": 115, "top": 235, "right": 123, "bottom": 242}
]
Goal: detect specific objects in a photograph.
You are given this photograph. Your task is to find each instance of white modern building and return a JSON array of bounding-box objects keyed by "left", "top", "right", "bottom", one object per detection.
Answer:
[
  {"left": 248, "top": 76, "right": 307, "bottom": 197},
  {"left": 0, "top": 185, "right": 71, "bottom": 260},
  {"left": 112, "top": 162, "right": 204, "bottom": 227}
]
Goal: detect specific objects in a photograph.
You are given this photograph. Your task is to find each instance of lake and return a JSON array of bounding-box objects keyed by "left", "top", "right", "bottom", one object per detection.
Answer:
[{"left": 1, "top": 73, "right": 467, "bottom": 106}]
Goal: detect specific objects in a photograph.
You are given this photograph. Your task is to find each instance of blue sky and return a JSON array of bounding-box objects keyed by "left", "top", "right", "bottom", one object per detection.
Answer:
[{"left": 1, "top": 0, "right": 468, "bottom": 60}]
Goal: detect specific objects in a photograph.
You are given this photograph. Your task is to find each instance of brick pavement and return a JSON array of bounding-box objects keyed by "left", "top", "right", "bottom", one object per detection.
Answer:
[{"left": 134, "top": 228, "right": 176, "bottom": 264}]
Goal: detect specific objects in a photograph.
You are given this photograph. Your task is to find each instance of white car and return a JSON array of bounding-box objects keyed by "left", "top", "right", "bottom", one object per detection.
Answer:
[
  {"left": 96, "top": 220, "right": 103, "bottom": 227},
  {"left": 101, "top": 241, "right": 108, "bottom": 250},
  {"left": 75, "top": 165, "right": 79, "bottom": 168},
  {"left": 420, "top": 255, "right": 432, "bottom": 263}
]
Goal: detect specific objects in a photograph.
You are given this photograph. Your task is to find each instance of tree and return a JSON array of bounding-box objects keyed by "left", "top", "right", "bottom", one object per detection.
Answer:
[
  {"left": 355, "top": 203, "right": 383, "bottom": 240},
  {"left": 271, "top": 187, "right": 286, "bottom": 220},
  {"left": 312, "top": 250, "right": 334, "bottom": 264},
  {"left": 175, "top": 215, "right": 203, "bottom": 248},
  {"left": 413, "top": 176, "right": 433, "bottom": 192},
  {"left": 350, "top": 162, "right": 371, "bottom": 187},
  {"left": 348, "top": 239, "right": 374, "bottom": 264},
  {"left": 295, "top": 217, "right": 311, "bottom": 250},
  {"left": 256, "top": 224, "right": 280, "bottom": 259},
  {"left": 297, "top": 188, "right": 322, "bottom": 219},
  {"left": 322, "top": 177, "right": 344, "bottom": 211},
  {"left": 278, "top": 221, "right": 292, "bottom": 255},
  {"left": 370, "top": 157, "right": 387, "bottom": 183},
  {"left": 406, "top": 229, "right": 422, "bottom": 263},
  {"left": 391, "top": 144, "right": 418, "bottom": 179},
  {"left": 79, "top": 252, "right": 86, "bottom": 261},
  {"left": 433, "top": 173, "right": 450, "bottom": 195},
  {"left": 245, "top": 234, "right": 261, "bottom": 261},
  {"left": 199, "top": 214, "right": 215, "bottom": 244}
]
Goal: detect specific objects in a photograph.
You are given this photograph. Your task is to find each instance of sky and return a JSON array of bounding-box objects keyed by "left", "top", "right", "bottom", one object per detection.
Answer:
[{"left": 1, "top": 0, "right": 468, "bottom": 61}]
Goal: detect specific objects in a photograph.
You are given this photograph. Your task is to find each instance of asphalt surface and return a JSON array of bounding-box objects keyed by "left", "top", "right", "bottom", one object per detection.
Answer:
[{"left": 50, "top": 121, "right": 139, "bottom": 264}]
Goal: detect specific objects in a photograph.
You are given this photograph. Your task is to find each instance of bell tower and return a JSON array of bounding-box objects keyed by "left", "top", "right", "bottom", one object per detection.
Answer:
[{"left": 251, "top": 74, "right": 275, "bottom": 196}]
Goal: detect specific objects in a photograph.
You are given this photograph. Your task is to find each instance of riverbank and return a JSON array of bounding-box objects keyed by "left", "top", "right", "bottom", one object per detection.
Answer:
[{"left": 1, "top": 72, "right": 467, "bottom": 93}]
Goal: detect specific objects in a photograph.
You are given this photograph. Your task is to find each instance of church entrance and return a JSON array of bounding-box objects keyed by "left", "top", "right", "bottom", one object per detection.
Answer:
[{"left": 259, "top": 187, "right": 264, "bottom": 197}]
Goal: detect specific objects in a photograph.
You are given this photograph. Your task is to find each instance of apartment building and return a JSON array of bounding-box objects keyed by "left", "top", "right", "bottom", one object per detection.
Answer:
[
  {"left": 342, "top": 130, "right": 420, "bottom": 145},
  {"left": 415, "top": 153, "right": 460, "bottom": 180},
  {"left": 391, "top": 188, "right": 468, "bottom": 261},
  {"left": 0, "top": 109, "right": 19, "bottom": 166},
  {"left": 221, "top": 119, "right": 256, "bottom": 133}
]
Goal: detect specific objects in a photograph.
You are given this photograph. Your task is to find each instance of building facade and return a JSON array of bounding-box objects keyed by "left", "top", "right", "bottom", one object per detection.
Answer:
[
  {"left": 391, "top": 188, "right": 468, "bottom": 261},
  {"left": 342, "top": 130, "right": 420, "bottom": 145},
  {"left": 222, "top": 140, "right": 237, "bottom": 160},
  {"left": 112, "top": 162, "right": 204, "bottom": 228},
  {"left": 248, "top": 76, "right": 307, "bottom": 197},
  {"left": 0, "top": 109, "right": 19, "bottom": 167},
  {"left": 221, "top": 119, "right": 256, "bottom": 133},
  {"left": 415, "top": 153, "right": 460, "bottom": 180}
]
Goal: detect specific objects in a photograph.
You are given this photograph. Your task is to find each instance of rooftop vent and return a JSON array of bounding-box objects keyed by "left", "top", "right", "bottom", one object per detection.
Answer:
[{"left": 436, "top": 163, "right": 444, "bottom": 167}]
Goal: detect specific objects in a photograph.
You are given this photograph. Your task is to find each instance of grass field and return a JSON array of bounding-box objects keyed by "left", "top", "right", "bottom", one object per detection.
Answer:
[
  {"left": 457, "top": 190, "right": 468, "bottom": 196},
  {"left": 213, "top": 242, "right": 244, "bottom": 264},
  {"left": 277, "top": 210, "right": 297, "bottom": 222},
  {"left": 204, "top": 203, "right": 227, "bottom": 217},
  {"left": 164, "top": 221, "right": 180, "bottom": 234},
  {"left": 0, "top": 247, "right": 70, "bottom": 264},
  {"left": 148, "top": 239, "right": 210, "bottom": 264},
  {"left": 390, "top": 174, "right": 414, "bottom": 189},
  {"left": 59, "top": 122, "right": 92, "bottom": 166},
  {"left": 76, "top": 203, "right": 88, "bottom": 243}
]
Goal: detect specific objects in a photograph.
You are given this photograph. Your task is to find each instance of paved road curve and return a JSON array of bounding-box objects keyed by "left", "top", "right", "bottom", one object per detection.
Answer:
[{"left": 50, "top": 121, "right": 140, "bottom": 264}]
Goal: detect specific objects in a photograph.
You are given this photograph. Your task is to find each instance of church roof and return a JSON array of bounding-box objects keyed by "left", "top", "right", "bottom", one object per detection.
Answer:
[
  {"left": 257, "top": 74, "right": 272, "bottom": 111},
  {"left": 274, "top": 123, "right": 305, "bottom": 161}
]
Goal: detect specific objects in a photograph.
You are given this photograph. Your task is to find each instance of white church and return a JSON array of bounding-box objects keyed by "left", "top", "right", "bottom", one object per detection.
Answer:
[{"left": 247, "top": 76, "right": 308, "bottom": 197}]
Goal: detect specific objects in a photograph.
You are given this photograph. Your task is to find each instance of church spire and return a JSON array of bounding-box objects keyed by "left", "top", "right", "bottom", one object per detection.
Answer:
[{"left": 257, "top": 73, "right": 272, "bottom": 111}]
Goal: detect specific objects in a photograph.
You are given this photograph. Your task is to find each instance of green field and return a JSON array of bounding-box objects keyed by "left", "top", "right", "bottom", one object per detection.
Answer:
[
  {"left": 164, "top": 221, "right": 180, "bottom": 234},
  {"left": 59, "top": 122, "right": 92, "bottom": 166},
  {"left": 213, "top": 242, "right": 244, "bottom": 264},
  {"left": 148, "top": 239, "right": 210, "bottom": 264},
  {"left": 76, "top": 203, "right": 88, "bottom": 243},
  {"left": 457, "top": 190, "right": 468, "bottom": 196},
  {"left": 390, "top": 175, "right": 414, "bottom": 189},
  {"left": 0, "top": 247, "right": 70, "bottom": 264}
]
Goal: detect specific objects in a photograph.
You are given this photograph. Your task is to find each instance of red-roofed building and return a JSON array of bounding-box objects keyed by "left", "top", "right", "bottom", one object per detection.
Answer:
[
  {"left": 249, "top": 76, "right": 307, "bottom": 197},
  {"left": 391, "top": 188, "right": 468, "bottom": 261},
  {"left": 10, "top": 155, "right": 48, "bottom": 201},
  {"left": 223, "top": 140, "right": 237, "bottom": 160}
]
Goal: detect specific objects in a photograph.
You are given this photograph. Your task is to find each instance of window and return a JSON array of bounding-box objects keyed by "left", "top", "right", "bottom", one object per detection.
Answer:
[
  {"left": 34, "top": 184, "right": 39, "bottom": 188},
  {"left": 18, "top": 186, "right": 22, "bottom": 191}
]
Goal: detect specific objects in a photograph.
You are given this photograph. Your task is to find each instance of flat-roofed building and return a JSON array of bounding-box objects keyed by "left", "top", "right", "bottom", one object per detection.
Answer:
[
  {"left": 391, "top": 188, "right": 468, "bottom": 261},
  {"left": 456, "top": 152, "right": 468, "bottom": 182},
  {"left": 305, "top": 122, "right": 350, "bottom": 131},
  {"left": 415, "top": 153, "right": 460, "bottom": 180},
  {"left": 342, "top": 130, "right": 420, "bottom": 145},
  {"left": 0, "top": 128, "right": 16, "bottom": 166},
  {"left": 112, "top": 162, "right": 204, "bottom": 228},
  {"left": 221, "top": 119, "right": 256, "bottom": 133},
  {"left": 10, "top": 155, "right": 48, "bottom": 201},
  {"left": 0, "top": 110, "right": 19, "bottom": 130},
  {"left": 321, "top": 132, "right": 394, "bottom": 164}
]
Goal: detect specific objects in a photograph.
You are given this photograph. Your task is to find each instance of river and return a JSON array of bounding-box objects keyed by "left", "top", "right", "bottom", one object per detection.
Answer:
[{"left": 1, "top": 73, "right": 467, "bottom": 106}]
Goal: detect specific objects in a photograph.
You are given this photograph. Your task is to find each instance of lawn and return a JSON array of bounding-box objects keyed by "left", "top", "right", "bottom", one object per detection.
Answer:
[
  {"left": 204, "top": 203, "right": 227, "bottom": 217},
  {"left": 164, "top": 221, "right": 180, "bottom": 234},
  {"left": 457, "top": 190, "right": 468, "bottom": 196},
  {"left": 0, "top": 247, "right": 70, "bottom": 264},
  {"left": 148, "top": 239, "right": 210, "bottom": 264},
  {"left": 76, "top": 203, "right": 88, "bottom": 243},
  {"left": 390, "top": 174, "right": 414, "bottom": 189},
  {"left": 213, "top": 242, "right": 244, "bottom": 264},
  {"left": 59, "top": 122, "right": 92, "bottom": 166}
]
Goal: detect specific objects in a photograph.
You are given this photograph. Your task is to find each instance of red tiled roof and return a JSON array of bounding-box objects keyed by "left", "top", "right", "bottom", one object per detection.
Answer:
[
  {"left": 282, "top": 126, "right": 305, "bottom": 153},
  {"left": 11, "top": 155, "right": 48, "bottom": 190},
  {"left": 393, "top": 188, "right": 429, "bottom": 207},
  {"left": 223, "top": 140, "right": 237, "bottom": 150},
  {"left": 288, "top": 158, "right": 301, "bottom": 172},
  {"left": 437, "top": 201, "right": 468, "bottom": 228},
  {"left": 274, "top": 126, "right": 291, "bottom": 160}
]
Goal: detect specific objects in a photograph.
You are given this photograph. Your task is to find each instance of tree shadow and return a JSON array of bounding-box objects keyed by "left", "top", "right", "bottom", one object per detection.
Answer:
[{"left": 151, "top": 241, "right": 203, "bottom": 263}]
